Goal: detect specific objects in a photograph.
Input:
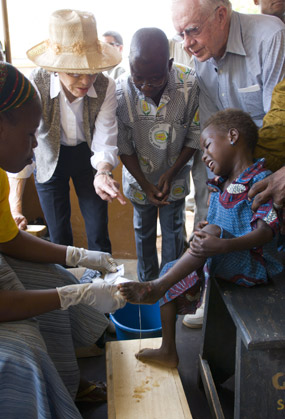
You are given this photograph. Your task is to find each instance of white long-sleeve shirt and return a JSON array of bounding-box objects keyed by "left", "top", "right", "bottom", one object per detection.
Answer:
[{"left": 8, "top": 72, "right": 119, "bottom": 179}]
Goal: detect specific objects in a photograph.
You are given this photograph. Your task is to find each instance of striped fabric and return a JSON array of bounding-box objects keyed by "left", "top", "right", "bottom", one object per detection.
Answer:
[
  {"left": 0, "top": 62, "right": 36, "bottom": 113},
  {"left": 0, "top": 254, "right": 108, "bottom": 418}
]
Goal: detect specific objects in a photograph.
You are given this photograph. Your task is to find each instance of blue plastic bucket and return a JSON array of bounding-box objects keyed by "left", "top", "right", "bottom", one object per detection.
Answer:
[{"left": 110, "top": 302, "right": 162, "bottom": 340}]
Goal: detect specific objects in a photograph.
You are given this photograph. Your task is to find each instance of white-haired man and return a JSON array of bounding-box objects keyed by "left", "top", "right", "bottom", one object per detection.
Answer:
[
  {"left": 171, "top": 0, "right": 285, "bottom": 326},
  {"left": 172, "top": 0, "right": 285, "bottom": 128}
]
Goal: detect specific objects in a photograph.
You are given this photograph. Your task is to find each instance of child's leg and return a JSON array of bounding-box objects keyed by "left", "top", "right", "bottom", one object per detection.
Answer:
[
  {"left": 118, "top": 224, "right": 221, "bottom": 304},
  {"left": 136, "top": 300, "right": 179, "bottom": 368}
]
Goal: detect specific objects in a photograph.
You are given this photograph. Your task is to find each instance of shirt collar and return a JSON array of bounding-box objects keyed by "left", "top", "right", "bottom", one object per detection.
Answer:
[
  {"left": 50, "top": 72, "right": 98, "bottom": 100},
  {"left": 208, "top": 11, "right": 246, "bottom": 66},
  {"left": 225, "top": 11, "right": 246, "bottom": 57},
  {"left": 207, "top": 159, "right": 266, "bottom": 190}
]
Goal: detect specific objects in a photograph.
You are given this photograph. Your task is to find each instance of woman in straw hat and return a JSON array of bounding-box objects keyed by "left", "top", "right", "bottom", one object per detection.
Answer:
[
  {"left": 0, "top": 61, "right": 127, "bottom": 416},
  {"left": 9, "top": 8, "right": 126, "bottom": 250}
]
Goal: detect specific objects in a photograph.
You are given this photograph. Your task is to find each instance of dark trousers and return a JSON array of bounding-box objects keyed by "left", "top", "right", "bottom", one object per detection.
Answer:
[{"left": 35, "top": 143, "right": 111, "bottom": 252}]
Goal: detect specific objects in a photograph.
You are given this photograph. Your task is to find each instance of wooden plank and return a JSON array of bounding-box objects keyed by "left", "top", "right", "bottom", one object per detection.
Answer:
[
  {"left": 26, "top": 225, "right": 47, "bottom": 237},
  {"left": 106, "top": 338, "right": 192, "bottom": 419},
  {"left": 198, "top": 355, "right": 225, "bottom": 419}
]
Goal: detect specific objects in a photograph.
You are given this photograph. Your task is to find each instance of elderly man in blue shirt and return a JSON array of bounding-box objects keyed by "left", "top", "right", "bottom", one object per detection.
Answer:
[
  {"left": 171, "top": 0, "right": 285, "bottom": 326},
  {"left": 172, "top": 0, "right": 285, "bottom": 129}
]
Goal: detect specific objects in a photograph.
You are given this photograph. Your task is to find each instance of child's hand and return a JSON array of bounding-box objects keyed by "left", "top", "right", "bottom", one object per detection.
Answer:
[
  {"left": 195, "top": 220, "right": 209, "bottom": 231},
  {"left": 189, "top": 230, "right": 225, "bottom": 258}
]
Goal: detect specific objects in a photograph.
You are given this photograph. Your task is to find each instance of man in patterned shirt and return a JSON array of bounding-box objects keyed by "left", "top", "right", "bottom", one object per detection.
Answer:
[{"left": 116, "top": 27, "right": 200, "bottom": 282}]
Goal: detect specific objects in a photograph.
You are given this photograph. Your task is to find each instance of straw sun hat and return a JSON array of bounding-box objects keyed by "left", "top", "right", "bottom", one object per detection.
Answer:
[{"left": 26, "top": 9, "right": 122, "bottom": 74}]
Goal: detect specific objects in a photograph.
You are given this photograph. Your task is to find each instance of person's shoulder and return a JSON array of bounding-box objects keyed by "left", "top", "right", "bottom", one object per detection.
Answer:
[
  {"left": 30, "top": 67, "right": 49, "bottom": 84},
  {"left": 115, "top": 72, "right": 131, "bottom": 92},
  {"left": 115, "top": 73, "right": 133, "bottom": 110},
  {"left": 172, "top": 62, "right": 195, "bottom": 73},
  {"left": 111, "top": 65, "right": 127, "bottom": 80},
  {"left": 236, "top": 11, "right": 285, "bottom": 37},
  {"left": 97, "top": 72, "right": 115, "bottom": 92},
  {"left": 0, "top": 168, "right": 7, "bottom": 183},
  {"left": 249, "top": 160, "right": 273, "bottom": 185},
  {"left": 0, "top": 169, "right": 9, "bottom": 197},
  {"left": 171, "top": 63, "right": 196, "bottom": 83}
]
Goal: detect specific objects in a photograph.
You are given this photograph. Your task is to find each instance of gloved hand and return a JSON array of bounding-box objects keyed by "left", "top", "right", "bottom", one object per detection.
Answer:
[
  {"left": 66, "top": 246, "right": 117, "bottom": 274},
  {"left": 56, "top": 278, "right": 126, "bottom": 313}
]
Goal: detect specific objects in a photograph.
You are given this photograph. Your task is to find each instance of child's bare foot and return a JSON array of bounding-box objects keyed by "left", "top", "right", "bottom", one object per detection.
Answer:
[
  {"left": 117, "top": 279, "right": 167, "bottom": 304},
  {"left": 135, "top": 347, "right": 179, "bottom": 368}
]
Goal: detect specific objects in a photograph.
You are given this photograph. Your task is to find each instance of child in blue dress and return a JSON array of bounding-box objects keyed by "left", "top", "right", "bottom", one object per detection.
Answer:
[{"left": 118, "top": 108, "right": 283, "bottom": 368}]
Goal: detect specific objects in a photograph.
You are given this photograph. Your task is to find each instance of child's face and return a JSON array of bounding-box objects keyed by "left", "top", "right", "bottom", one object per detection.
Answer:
[{"left": 200, "top": 124, "right": 234, "bottom": 177}]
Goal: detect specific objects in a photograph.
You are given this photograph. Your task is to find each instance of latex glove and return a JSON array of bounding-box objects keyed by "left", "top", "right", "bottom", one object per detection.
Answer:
[
  {"left": 66, "top": 246, "right": 117, "bottom": 274},
  {"left": 56, "top": 279, "right": 126, "bottom": 312}
]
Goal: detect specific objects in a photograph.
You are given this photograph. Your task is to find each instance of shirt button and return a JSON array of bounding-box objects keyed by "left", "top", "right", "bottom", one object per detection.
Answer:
[
  {"left": 222, "top": 93, "right": 225, "bottom": 97},
  {"left": 219, "top": 70, "right": 223, "bottom": 75}
]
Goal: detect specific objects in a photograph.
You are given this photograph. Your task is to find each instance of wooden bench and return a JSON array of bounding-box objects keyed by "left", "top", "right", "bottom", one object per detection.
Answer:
[
  {"left": 106, "top": 338, "right": 192, "bottom": 419},
  {"left": 198, "top": 272, "right": 285, "bottom": 419}
]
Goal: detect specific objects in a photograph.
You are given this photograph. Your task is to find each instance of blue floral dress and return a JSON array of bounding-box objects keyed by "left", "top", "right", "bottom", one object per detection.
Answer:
[{"left": 160, "top": 159, "right": 283, "bottom": 314}]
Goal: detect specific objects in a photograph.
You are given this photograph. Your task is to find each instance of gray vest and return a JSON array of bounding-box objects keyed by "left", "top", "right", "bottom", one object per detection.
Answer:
[{"left": 32, "top": 68, "right": 108, "bottom": 183}]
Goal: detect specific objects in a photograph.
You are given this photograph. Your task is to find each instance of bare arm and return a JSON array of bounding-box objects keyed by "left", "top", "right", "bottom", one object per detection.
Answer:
[
  {"left": 0, "top": 289, "right": 61, "bottom": 322},
  {"left": 190, "top": 219, "right": 273, "bottom": 258},
  {"left": 153, "top": 219, "right": 274, "bottom": 292},
  {"left": 0, "top": 228, "right": 64, "bottom": 322},
  {"left": 0, "top": 230, "right": 66, "bottom": 264},
  {"left": 91, "top": 78, "right": 126, "bottom": 204},
  {"left": 8, "top": 177, "right": 28, "bottom": 230}
]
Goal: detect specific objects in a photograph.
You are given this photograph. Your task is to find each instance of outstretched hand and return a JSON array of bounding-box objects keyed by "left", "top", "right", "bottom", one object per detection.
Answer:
[
  {"left": 248, "top": 167, "right": 285, "bottom": 212},
  {"left": 189, "top": 230, "right": 225, "bottom": 258},
  {"left": 93, "top": 174, "right": 126, "bottom": 205}
]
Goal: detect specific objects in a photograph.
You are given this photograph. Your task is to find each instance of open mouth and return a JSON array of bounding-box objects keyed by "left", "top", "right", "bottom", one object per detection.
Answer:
[{"left": 208, "top": 160, "right": 214, "bottom": 170}]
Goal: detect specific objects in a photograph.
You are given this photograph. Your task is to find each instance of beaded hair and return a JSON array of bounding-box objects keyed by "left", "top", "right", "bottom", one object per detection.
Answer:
[{"left": 0, "top": 62, "right": 36, "bottom": 113}]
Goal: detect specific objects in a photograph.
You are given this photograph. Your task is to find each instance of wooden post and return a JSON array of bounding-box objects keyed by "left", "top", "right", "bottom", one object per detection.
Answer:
[{"left": 1, "top": 0, "right": 12, "bottom": 63}]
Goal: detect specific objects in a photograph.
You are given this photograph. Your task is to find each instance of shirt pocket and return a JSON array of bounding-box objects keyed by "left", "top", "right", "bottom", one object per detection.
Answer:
[{"left": 237, "top": 84, "right": 264, "bottom": 119}]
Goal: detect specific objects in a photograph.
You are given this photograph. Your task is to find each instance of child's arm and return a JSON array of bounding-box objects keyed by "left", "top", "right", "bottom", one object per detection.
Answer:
[{"left": 190, "top": 219, "right": 273, "bottom": 258}]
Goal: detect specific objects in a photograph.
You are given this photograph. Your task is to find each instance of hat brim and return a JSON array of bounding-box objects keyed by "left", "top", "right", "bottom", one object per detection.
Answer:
[{"left": 27, "top": 40, "right": 122, "bottom": 74}]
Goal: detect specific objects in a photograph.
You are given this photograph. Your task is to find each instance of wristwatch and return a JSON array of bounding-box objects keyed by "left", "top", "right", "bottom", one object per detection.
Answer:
[{"left": 95, "top": 170, "right": 113, "bottom": 178}]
